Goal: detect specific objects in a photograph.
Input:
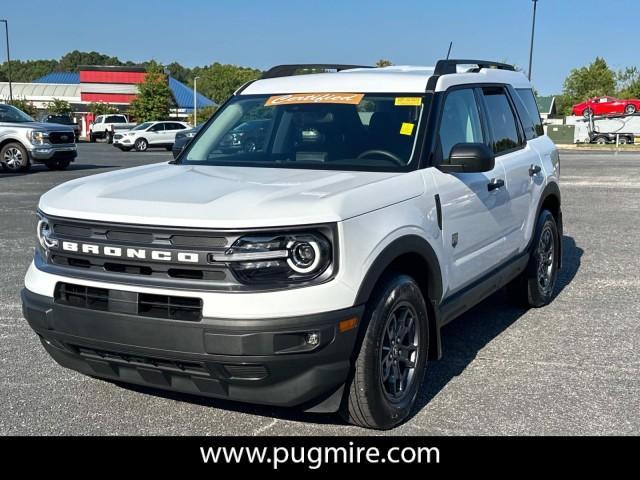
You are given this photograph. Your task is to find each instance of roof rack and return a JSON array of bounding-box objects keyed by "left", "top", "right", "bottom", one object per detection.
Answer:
[
  {"left": 433, "top": 59, "right": 516, "bottom": 76},
  {"left": 261, "top": 64, "right": 372, "bottom": 79}
]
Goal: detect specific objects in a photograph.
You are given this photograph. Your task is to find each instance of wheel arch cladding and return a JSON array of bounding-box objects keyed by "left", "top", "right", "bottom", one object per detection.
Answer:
[
  {"left": 354, "top": 235, "right": 443, "bottom": 360},
  {"left": 536, "top": 182, "right": 563, "bottom": 269}
]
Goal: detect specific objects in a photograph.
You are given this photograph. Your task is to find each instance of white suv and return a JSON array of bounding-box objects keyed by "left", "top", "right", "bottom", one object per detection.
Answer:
[
  {"left": 22, "top": 60, "right": 562, "bottom": 429},
  {"left": 113, "top": 121, "right": 190, "bottom": 152}
]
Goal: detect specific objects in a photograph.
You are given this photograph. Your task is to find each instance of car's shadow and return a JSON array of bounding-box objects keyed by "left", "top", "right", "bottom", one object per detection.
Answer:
[{"left": 106, "top": 235, "right": 583, "bottom": 429}]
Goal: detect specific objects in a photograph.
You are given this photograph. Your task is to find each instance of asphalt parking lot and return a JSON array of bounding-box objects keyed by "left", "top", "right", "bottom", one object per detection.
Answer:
[{"left": 1, "top": 144, "right": 638, "bottom": 435}]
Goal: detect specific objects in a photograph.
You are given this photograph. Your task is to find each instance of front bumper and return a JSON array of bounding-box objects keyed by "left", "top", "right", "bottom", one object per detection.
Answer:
[
  {"left": 28, "top": 145, "right": 77, "bottom": 162},
  {"left": 22, "top": 288, "right": 363, "bottom": 410}
]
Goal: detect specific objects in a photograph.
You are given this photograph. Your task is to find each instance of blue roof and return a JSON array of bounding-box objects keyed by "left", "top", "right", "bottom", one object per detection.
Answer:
[
  {"left": 33, "top": 72, "right": 215, "bottom": 109},
  {"left": 169, "top": 77, "right": 215, "bottom": 110},
  {"left": 33, "top": 72, "right": 80, "bottom": 84}
]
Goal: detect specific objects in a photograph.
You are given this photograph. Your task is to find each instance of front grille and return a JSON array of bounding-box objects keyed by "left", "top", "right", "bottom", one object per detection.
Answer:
[
  {"left": 113, "top": 134, "right": 123, "bottom": 140},
  {"left": 54, "top": 282, "right": 203, "bottom": 322},
  {"left": 49, "top": 131, "right": 75, "bottom": 144}
]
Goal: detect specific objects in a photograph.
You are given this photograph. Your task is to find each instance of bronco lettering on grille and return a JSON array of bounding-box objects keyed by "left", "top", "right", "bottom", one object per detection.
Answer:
[{"left": 59, "top": 241, "right": 200, "bottom": 263}]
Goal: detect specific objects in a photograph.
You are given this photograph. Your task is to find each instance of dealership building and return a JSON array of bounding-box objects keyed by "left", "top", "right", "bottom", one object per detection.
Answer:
[{"left": 0, "top": 65, "right": 215, "bottom": 137}]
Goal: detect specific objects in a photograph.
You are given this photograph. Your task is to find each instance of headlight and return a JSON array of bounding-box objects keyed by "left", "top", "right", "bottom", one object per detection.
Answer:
[
  {"left": 185, "top": 131, "right": 196, "bottom": 138},
  {"left": 29, "top": 131, "right": 50, "bottom": 145},
  {"left": 216, "top": 232, "right": 333, "bottom": 285},
  {"left": 36, "top": 214, "right": 58, "bottom": 252}
]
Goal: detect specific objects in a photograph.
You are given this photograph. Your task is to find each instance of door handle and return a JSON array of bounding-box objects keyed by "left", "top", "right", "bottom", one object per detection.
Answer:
[
  {"left": 487, "top": 178, "right": 504, "bottom": 191},
  {"left": 529, "top": 164, "right": 542, "bottom": 176}
]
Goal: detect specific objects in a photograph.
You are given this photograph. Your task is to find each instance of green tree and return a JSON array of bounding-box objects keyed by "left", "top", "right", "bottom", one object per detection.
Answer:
[
  {"left": 616, "top": 67, "right": 640, "bottom": 99},
  {"left": 376, "top": 59, "right": 393, "bottom": 67},
  {"left": 0, "top": 59, "right": 58, "bottom": 82},
  {"left": 560, "top": 57, "right": 616, "bottom": 115},
  {"left": 196, "top": 63, "right": 262, "bottom": 104},
  {"left": 8, "top": 98, "right": 38, "bottom": 117},
  {"left": 129, "top": 62, "right": 173, "bottom": 121},
  {"left": 88, "top": 102, "right": 119, "bottom": 116},
  {"left": 166, "top": 61, "right": 193, "bottom": 84},
  {"left": 57, "top": 50, "right": 126, "bottom": 71},
  {"left": 47, "top": 98, "right": 72, "bottom": 116}
]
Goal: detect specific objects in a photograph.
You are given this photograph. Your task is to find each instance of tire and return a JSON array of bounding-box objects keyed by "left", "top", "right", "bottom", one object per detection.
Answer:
[
  {"left": 46, "top": 159, "right": 71, "bottom": 171},
  {"left": 134, "top": 138, "right": 148, "bottom": 152},
  {"left": 106, "top": 132, "right": 113, "bottom": 144},
  {"left": 1, "top": 142, "right": 31, "bottom": 173},
  {"left": 508, "top": 210, "right": 560, "bottom": 308},
  {"left": 618, "top": 136, "right": 630, "bottom": 145},
  {"left": 89, "top": 133, "right": 96, "bottom": 143},
  {"left": 624, "top": 104, "right": 636, "bottom": 115},
  {"left": 595, "top": 136, "right": 608, "bottom": 144},
  {"left": 165, "top": 146, "right": 173, "bottom": 151},
  {"left": 340, "top": 274, "right": 429, "bottom": 430},
  {"left": 582, "top": 108, "right": 592, "bottom": 118}
]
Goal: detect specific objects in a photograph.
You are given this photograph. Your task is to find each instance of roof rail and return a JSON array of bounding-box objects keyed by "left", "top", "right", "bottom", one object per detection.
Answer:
[
  {"left": 433, "top": 59, "right": 516, "bottom": 75},
  {"left": 261, "top": 64, "right": 372, "bottom": 79}
]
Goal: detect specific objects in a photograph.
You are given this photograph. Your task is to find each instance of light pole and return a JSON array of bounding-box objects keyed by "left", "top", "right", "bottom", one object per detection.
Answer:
[
  {"left": 527, "top": 0, "right": 538, "bottom": 81},
  {"left": 193, "top": 76, "right": 200, "bottom": 126},
  {"left": 1, "top": 19, "right": 12, "bottom": 102}
]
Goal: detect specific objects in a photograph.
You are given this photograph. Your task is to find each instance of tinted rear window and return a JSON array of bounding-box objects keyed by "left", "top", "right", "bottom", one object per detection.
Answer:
[{"left": 516, "top": 88, "right": 544, "bottom": 137}]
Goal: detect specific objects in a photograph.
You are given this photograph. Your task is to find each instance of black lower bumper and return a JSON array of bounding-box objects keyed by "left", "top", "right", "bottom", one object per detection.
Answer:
[{"left": 22, "top": 288, "right": 363, "bottom": 411}]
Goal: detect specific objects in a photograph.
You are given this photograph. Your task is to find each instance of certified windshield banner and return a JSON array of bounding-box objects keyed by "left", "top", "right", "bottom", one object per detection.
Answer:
[{"left": 264, "top": 93, "right": 365, "bottom": 106}]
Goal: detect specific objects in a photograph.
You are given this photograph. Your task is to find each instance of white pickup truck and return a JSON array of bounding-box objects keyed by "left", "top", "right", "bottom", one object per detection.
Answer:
[{"left": 89, "top": 114, "right": 136, "bottom": 143}]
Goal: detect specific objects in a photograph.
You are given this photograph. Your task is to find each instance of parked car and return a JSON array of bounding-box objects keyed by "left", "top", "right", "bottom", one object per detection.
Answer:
[
  {"left": 172, "top": 125, "right": 202, "bottom": 159},
  {"left": 23, "top": 60, "right": 562, "bottom": 429},
  {"left": 44, "top": 114, "right": 81, "bottom": 141},
  {"left": 572, "top": 96, "right": 640, "bottom": 118},
  {"left": 89, "top": 114, "right": 136, "bottom": 143},
  {"left": 0, "top": 103, "right": 76, "bottom": 172},
  {"left": 219, "top": 119, "right": 271, "bottom": 153},
  {"left": 113, "top": 121, "right": 190, "bottom": 152}
]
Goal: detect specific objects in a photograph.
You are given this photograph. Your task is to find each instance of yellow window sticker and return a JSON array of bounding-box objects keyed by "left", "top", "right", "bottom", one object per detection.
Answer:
[
  {"left": 264, "top": 93, "right": 364, "bottom": 106},
  {"left": 400, "top": 122, "right": 415, "bottom": 136},
  {"left": 395, "top": 97, "right": 422, "bottom": 106}
]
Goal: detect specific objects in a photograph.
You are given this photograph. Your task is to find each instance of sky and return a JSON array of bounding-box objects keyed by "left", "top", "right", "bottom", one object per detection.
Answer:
[{"left": 1, "top": 0, "right": 637, "bottom": 95}]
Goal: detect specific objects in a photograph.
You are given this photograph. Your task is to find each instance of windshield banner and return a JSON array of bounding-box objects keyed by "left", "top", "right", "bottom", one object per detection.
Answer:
[{"left": 264, "top": 93, "right": 365, "bottom": 106}]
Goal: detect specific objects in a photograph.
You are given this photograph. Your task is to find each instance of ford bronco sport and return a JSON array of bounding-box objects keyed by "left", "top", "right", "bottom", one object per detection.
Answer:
[{"left": 22, "top": 60, "right": 562, "bottom": 429}]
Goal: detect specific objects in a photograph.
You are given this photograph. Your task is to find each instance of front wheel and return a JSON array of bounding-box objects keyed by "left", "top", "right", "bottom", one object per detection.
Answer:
[
  {"left": 340, "top": 274, "right": 429, "bottom": 430},
  {"left": 582, "top": 108, "right": 592, "bottom": 118},
  {"left": 134, "top": 138, "right": 148, "bottom": 152},
  {"left": 508, "top": 210, "right": 560, "bottom": 307},
  {"left": 1, "top": 142, "right": 31, "bottom": 173}
]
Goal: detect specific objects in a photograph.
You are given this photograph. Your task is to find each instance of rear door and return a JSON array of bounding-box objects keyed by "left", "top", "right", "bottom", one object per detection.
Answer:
[
  {"left": 164, "top": 123, "right": 186, "bottom": 144},
  {"left": 429, "top": 86, "right": 511, "bottom": 294},
  {"left": 479, "top": 86, "right": 543, "bottom": 256}
]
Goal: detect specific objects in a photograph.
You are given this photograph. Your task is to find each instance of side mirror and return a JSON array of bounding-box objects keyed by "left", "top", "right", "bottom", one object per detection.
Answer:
[{"left": 438, "top": 143, "right": 495, "bottom": 173}]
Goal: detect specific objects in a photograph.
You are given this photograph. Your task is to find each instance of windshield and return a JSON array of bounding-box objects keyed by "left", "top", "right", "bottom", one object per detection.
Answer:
[
  {"left": 47, "top": 115, "right": 72, "bottom": 124},
  {"left": 182, "top": 93, "right": 424, "bottom": 171},
  {"left": 0, "top": 104, "right": 34, "bottom": 123},
  {"left": 132, "top": 122, "right": 153, "bottom": 131}
]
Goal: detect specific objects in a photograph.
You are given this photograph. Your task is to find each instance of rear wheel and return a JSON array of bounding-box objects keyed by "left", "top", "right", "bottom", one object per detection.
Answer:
[
  {"left": 595, "top": 136, "right": 608, "bottom": 144},
  {"left": 89, "top": 133, "right": 96, "bottom": 143},
  {"left": 618, "top": 136, "right": 630, "bottom": 145},
  {"left": 46, "top": 159, "right": 71, "bottom": 170},
  {"left": 508, "top": 210, "right": 560, "bottom": 307},
  {"left": 624, "top": 104, "right": 636, "bottom": 115},
  {"left": 1, "top": 142, "right": 31, "bottom": 173},
  {"left": 134, "top": 138, "right": 148, "bottom": 152},
  {"left": 340, "top": 274, "right": 428, "bottom": 430}
]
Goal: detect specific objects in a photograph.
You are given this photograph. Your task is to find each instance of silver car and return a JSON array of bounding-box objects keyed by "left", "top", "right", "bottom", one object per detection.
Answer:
[{"left": 0, "top": 104, "right": 77, "bottom": 172}]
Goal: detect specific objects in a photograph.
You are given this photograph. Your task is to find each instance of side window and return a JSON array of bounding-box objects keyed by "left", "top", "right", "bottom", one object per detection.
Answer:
[
  {"left": 173, "top": 123, "right": 186, "bottom": 130},
  {"left": 438, "top": 88, "right": 484, "bottom": 163},
  {"left": 163, "top": 123, "right": 175, "bottom": 131},
  {"left": 149, "top": 123, "right": 165, "bottom": 132},
  {"left": 515, "top": 88, "right": 544, "bottom": 138},
  {"left": 106, "top": 115, "right": 123, "bottom": 123},
  {"left": 482, "top": 87, "right": 522, "bottom": 154}
]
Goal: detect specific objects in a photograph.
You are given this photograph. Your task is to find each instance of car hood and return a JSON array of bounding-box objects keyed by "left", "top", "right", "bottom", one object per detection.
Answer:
[
  {"left": 39, "top": 163, "right": 424, "bottom": 228},
  {"left": 0, "top": 121, "right": 74, "bottom": 132}
]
